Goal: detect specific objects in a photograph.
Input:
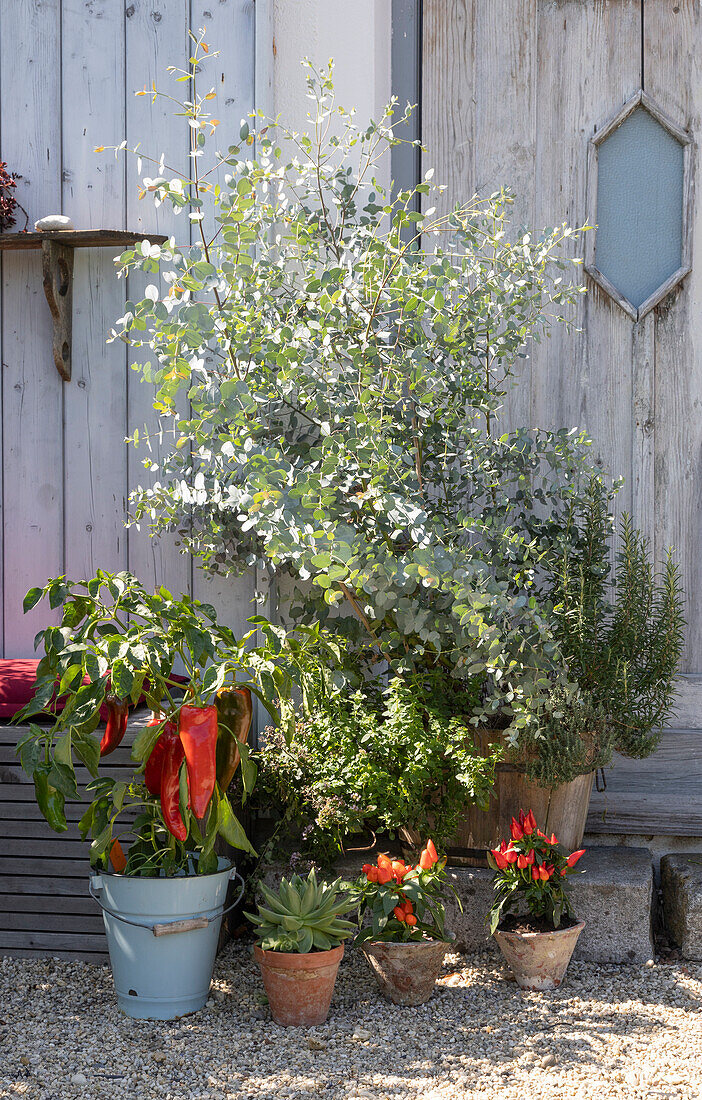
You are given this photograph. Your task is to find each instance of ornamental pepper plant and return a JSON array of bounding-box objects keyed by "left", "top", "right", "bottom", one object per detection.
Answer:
[
  {"left": 351, "top": 841, "right": 459, "bottom": 944},
  {"left": 487, "top": 809, "right": 585, "bottom": 934},
  {"left": 14, "top": 569, "right": 333, "bottom": 877}
]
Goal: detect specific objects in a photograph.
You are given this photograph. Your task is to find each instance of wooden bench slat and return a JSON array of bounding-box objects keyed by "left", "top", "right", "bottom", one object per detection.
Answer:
[
  {"left": 0, "top": 930, "right": 107, "bottom": 952},
  {"left": 1, "top": 911, "right": 104, "bottom": 934},
  {"left": 0, "top": 893, "right": 97, "bottom": 915},
  {"left": 0, "top": 856, "right": 91, "bottom": 876},
  {"left": 0, "top": 876, "right": 92, "bottom": 896},
  {"left": 0, "top": 948, "right": 108, "bottom": 964},
  {"left": 2, "top": 837, "right": 90, "bottom": 858}
]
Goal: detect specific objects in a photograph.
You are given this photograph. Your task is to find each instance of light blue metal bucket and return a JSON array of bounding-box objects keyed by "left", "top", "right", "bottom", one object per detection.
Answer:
[{"left": 89, "top": 857, "right": 243, "bottom": 1020}]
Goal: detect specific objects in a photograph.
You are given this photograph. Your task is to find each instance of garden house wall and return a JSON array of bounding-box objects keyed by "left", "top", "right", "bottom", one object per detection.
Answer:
[{"left": 414, "top": 0, "right": 702, "bottom": 837}]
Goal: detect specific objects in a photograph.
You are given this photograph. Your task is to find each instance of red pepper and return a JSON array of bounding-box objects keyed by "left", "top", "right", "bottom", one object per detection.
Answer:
[
  {"left": 214, "top": 686, "right": 253, "bottom": 790},
  {"left": 178, "top": 705, "right": 218, "bottom": 818},
  {"left": 160, "top": 727, "right": 187, "bottom": 841},
  {"left": 100, "top": 696, "right": 129, "bottom": 756},
  {"left": 144, "top": 719, "right": 177, "bottom": 797}
]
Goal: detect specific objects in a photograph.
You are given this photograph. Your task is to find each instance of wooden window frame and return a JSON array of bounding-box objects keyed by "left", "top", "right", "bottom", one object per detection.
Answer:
[{"left": 585, "top": 90, "right": 693, "bottom": 321}]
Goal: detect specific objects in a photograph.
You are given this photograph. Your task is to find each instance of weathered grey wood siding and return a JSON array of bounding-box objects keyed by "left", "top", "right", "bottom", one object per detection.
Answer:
[
  {"left": 0, "top": 719, "right": 148, "bottom": 961},
  {"left": 0, "top": 0, "right": 257, "bottom": 659},
  {"left": 422, "top": 0, "right": 702, "bottom": 676}
]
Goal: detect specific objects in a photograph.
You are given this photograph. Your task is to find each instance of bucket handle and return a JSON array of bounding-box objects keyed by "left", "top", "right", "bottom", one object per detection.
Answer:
[{"left": 89, "top": 867, "right": 245, "bottom": 937}]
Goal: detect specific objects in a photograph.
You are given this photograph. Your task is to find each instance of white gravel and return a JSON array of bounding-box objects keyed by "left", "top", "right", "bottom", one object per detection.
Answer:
[{"left": 1, "top": 944, "right": 701, "bottom": 1099}]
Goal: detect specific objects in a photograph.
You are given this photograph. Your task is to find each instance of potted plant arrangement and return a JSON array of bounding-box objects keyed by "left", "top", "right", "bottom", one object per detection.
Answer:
[
  {"left": 105, "top": 43, "right": 684, "bottom": 862},
  {"left": 13, "top": 569, "right": 314, "bottom": 1020},
  {"left": 245, "top": 869, "right": 355, "bottom": 1026},
  {"left": 488, "top": 809, "right": 586, "bottom": 990},
  {"left": 351, "top": 840, "right": 457, "bottom": 1006}
]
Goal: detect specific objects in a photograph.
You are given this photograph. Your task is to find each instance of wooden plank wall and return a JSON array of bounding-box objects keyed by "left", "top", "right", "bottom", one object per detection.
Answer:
[
  {"left": 422, "top": 0, "right": 702, "bottom": 833},
  {"left": 422, "top": 0, "right": 702, "bottom": 676},
  {"left": 0, "top": 0, "right": 256, "bottom": 658}
]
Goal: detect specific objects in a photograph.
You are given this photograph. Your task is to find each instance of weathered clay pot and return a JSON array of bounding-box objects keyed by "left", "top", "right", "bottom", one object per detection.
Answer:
[
  {"left": 361, "top": 938, "right": 448, "bottom": 1005},
  {"left": 254, "top": 944, "right": 344, "bottom": 1026},
  {"left": 494, "top": 920, "right": 585, "bottom": 990}
]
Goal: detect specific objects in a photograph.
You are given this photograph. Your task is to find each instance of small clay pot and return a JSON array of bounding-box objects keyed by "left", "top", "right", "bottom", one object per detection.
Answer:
[
  {"left": 494, "top": 920, "right": 585, "bottom": 990},
  {"left": 361, "top": 938, "right": 449, "bottom": 1006},
  {"left": 253, "top": 944, "right": 344, "bottom": 1027}
]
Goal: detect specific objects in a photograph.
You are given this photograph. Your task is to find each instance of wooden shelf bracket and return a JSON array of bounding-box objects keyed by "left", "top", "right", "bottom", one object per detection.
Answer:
[
  {"left": 0, "top": 229, "right": 167, "bottom": 381},
  {"left": 41, "top": 240, "right": 74, "bottom": 381}
]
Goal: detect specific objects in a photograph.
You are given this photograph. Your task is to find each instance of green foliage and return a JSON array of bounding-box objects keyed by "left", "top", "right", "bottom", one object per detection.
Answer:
[
  {"left": 245, "top": 869, "right": 355, "bottom": 952},
  {"left": 106, "top": 46, "right": 602, "bottom": 737},
  {"left": 103, "top": 43, "right": 684, "bottom": 792},
  {"left": 253, "top": 674, "right": 500, "bottom": 862},
  {"left": 15, "top": 570, "right": 336, "bottom": 876}
]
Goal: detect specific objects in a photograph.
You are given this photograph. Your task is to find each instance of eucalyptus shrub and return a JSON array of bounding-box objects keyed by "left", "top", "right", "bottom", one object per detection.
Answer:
[{"left": 107, "top": 43, "right": 603, "bottom": 740}]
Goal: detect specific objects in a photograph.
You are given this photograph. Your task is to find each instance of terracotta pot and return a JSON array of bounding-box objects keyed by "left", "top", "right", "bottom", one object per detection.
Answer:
[
  {"left": 253, "top": 944, "right": 343, "bottom": 1027},
  {"left": 494, "top": 920, "right": 585, "bottom": 990},
  {"left": 361, "top": 938, "right": 448, "bottom": 1005}
]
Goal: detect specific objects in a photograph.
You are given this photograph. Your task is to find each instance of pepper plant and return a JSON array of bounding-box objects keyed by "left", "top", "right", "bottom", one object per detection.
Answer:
[
  {"left": 15, "top": 570, "right": 339, "bottom": 876},
  {"left": 487, "top": 809, "right": 585, "bottom": 933},
  {"left": 351, "top": 840, "right": 458, "bottom": 944}
]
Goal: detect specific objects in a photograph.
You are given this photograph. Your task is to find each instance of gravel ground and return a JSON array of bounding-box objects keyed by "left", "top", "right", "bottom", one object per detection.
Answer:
[{"left": 1, "top": 944, "right": 700, "bottom": 1100}]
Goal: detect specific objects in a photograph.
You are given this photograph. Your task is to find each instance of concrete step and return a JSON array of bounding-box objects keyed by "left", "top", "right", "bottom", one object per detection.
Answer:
[
  {"left": 264, "top": 846, "right": 655, "bottom": 965},
  {"left": 444, "top": 846, "right": 654, "bottom": 964},
  {"left": 661, "top": 854, "right": 702, "bottom": 960}
]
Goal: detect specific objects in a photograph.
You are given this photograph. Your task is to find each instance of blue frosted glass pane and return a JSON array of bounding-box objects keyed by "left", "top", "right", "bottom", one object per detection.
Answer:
[{"left": 595, "top": 107, "right": 684, "bottom": 309}]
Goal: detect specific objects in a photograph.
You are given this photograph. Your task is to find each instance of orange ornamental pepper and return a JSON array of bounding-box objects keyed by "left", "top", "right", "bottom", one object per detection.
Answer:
[
  {"left": 178, "top": 704, "right": 218, "bottom": 818},
  {"left": 405, "top": 914, "right": 417, "bottom": 926},
  {"left": 377, "top": 865, "right": 393, "bottom": 884},
  {"left": 567, "top": 849, "right": 586, "bottom": 867},
  {"left": 419, "top": 849, "right": 434, "bottom": 871},
  {"left": 100, "top": 696, "right": 129, "bottom": 756},
  {"left": 426, "top": 839, "right": 438, "bottom": 863},
  {"left": 160, "top": 728, "right": 187, "bottom": 841},
  {"left": 393, "top": 905, "right": 407, "bottom": 922},
  {"left": 109, "top": 839, "right": 127, "bottom": 874},
  {"left": 391, "top": 860, "right": 408, "bottom": 881}
]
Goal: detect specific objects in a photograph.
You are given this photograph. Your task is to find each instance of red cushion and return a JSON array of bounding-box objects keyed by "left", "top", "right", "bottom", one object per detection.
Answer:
[
  {"left": 0, "top": 659, "right": 183, "bottom": 723},
  {"left": 0, "top": 659, "right": 109, "bottom": 722},
  {"left": 0, "top": 659, "right": 41, "bottom": 719}
]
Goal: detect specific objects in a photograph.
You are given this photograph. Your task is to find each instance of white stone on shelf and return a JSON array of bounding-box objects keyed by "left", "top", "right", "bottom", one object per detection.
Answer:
[{"left": 34, "top": 215, "right": 75, "bottom": 231}]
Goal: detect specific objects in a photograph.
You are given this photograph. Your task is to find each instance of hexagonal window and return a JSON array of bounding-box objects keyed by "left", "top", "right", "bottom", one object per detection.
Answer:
[{"left": 585, "top": 91, "right": 692, "bottom": 320}]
